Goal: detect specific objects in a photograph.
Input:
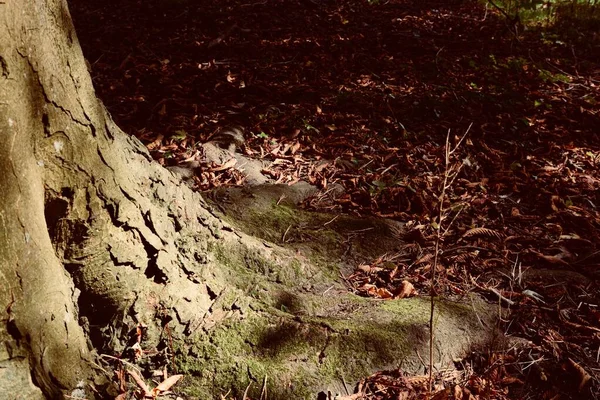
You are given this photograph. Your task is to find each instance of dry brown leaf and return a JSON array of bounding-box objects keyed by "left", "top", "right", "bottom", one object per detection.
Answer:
[
  {"left": 376, "top": 287, "right": 394, "bottom": 299},
  {"left": 500, "top": 376, "right": 524, "bottom": 385},
  {"left": 415, "top": 253, "right": 433, "bottom": 265},
  {"left": 315, "top": 161, "right": 331, "bottom": 172},
  {"left": 363, "top": 285, "right": 393, "bottom": 298},
  {"left": 397, "top": 391, "right": 410, "bottom": 400},
  {"left": 127, "top": 369, "right": 151, "bottom": 396},
  {"left": 359, "top": 283, "right": 375, "bottom": 291},
  {"left": 531, "top": 250, "right": 570, "bottom": 266},
  {"left": 453, "top": 384, "right": 463, "bottom": 399},
  {"left": 157, "top": 103, "right": 167, "bottom": 117},
  {"left": 406, "top": 374, "right": 429, "bottom": 388},
  {"left": 146, "top": 134, "right": 164, "bottom": 151},
  {"left": 115, "top": 368, "right": 127, "bottom": 393},
  {"left": 551, "top": 195, "right": 564, "bottom": 211},
  {"left": 357, "top": 264, "right": 371, "bottom": 273},
  {"left": 431, "top": 387, "right": 450, "bottom": 400},
  {"left": 462, "top": 227, "right": 503, "bottom": 240},
  {"left": 154, "top": 374, "right": 184, "bottom": 394},
  {"left": 226, "top": 71, "right": 236, "bottom": 83},
  {"left": 290, "top": 142, "right": 301, "bottom": 154},
  {"left": 395, "top": 280, "right": 417, "bottom": 298},
  {"left": 567, "top": 358, "right": 591, "bottom": 392},
  {"left": 210, "top": 158, "right": 237, "bottom": 172}
]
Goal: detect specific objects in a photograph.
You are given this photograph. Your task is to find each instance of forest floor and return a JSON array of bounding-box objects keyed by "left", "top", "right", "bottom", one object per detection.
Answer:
[{"left": 69, "top": 0, "right": 600, "bottom": 398}]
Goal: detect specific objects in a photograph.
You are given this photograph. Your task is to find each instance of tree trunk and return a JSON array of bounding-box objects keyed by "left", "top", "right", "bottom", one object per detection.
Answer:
[{"left": 0, "top": 1, "right": 498, "bottom": 399}]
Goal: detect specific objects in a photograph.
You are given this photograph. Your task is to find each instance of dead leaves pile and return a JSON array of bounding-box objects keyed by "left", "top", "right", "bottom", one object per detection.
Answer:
[{"left": 70, "top": 0, "right": 600, "bottom": 398}]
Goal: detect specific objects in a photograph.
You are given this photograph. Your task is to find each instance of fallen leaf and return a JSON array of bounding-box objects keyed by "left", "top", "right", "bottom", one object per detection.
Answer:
[
  {"left": 128, "top": 369, "right": 151, "bottom": 397},
  {"left": 394, "top": 281, "right": 417, "bottom": 298},
  {"left": 211, "top": 158, "right": 237, "bottom": 172},
  {"left": 154, "top": 374, "right": 184, "bottom": 394},
  {"left": 567, "top": 358, "right": 591, "bottom": 392}
]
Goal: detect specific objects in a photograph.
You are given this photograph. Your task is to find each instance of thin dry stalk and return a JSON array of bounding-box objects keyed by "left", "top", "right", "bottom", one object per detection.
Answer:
[{"left": 428, "top": 124, "right": 471, "bottom": 394}]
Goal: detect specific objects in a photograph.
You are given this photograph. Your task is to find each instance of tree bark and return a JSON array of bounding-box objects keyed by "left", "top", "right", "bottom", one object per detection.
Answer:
[{"left": 0, "top": 1, "right": 499, "bottom": 399}]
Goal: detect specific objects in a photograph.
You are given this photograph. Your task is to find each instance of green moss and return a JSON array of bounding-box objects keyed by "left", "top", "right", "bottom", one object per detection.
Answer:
[
  {"left": 185, "top": 301, "right": 382, "bottom": 388},
  {"left": 174, "top": 288, "right": 495, "bottom": 399},
  {"left": 182, "top": 189, "right": 497, "bottom": 399},
  {"left": 230, "top": 202, "right": 340, "bottom": 252},
  {"left": 209, "top": 232, "right": 330, "bottom": 290},
  {"left": 379, "top": 297, "right": 433, "bottom": 322},
  {"left": 215, "top": 197, "right": 406, "bottom": 287},
  {"left": 175, "top": 314, "right": 319, "bottom": 399},
  {"left": 243, "top": 203, "right": 300, "bottom": 243}
]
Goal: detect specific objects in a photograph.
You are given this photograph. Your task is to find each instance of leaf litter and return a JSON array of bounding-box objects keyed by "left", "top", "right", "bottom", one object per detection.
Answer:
[{"left": 70, "top": 0, "right": 600, "bottom": 398}]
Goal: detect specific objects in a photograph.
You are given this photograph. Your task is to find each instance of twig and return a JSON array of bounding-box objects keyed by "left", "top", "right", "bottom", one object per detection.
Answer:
[
  {"left": 323, "top": 215, "right": 339, "bottom": 226},
  {"left": 486, "top": 0, "right": 513, "bottom": 21},
  {"left": 100, "top": 354, "right": 142, "bottom": 372},
  {"left": 469, "top": 295, "right": 486, "bottom": 327},
  {"left": 323, "top": 285, "right": 335, "bottom": 296},
  {"left": 260, "top": 375, "right": 268, "bottom": 400},
  {"left": 282, "top": 225, "right": 292, "bottom": 242},
  {"left": 441, "top": 205, "right": 465, "bottom": 236},
  {"left": 488, "top": 287, "right": 516, "bottom": 307},
  {"left": 450, "top": 122, "right": 472, "bottom": 155},
  {"left": 486, "top": 0, "right": 521, "bottom": 38},
  {"left": 240, "top": 0, "right": 268, "bottom": 6},
  {"left": 242, "top": 382, "right": 252, "bottom": 400},
  {"left": 347, "top": 227, "right": 374, "bottom": 234},
  {"left": 358, "top": 159, "right": 374, "bottom": 170},
  {"left": 482, "top": 3, "right": 489, "bottom": 21},
  {"left": 435, "top": 46, "right": 445, "bottom": 71},
  {"left": 341, "top": 373, "right": 350, "bottom": 395},
  {"left": 208, "top": 23, "right": 239, "bottom": 49}
]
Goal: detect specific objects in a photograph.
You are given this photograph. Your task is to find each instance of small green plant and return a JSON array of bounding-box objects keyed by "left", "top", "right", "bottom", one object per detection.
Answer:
[
  {"left": 538, "top": 69, "right": 570, "bottom": 83},
  {"left": 303, "top": 120, "right": 319, "bottom": 133},
  {"left": 534, "top": 99, "right": 552, "bottom": 109},
  {"left": 172, "top": 129, "right": 187, "bottom": 142}
]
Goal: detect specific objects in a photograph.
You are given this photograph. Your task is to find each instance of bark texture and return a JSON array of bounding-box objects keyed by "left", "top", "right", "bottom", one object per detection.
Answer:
[
  {"left": 0, "top": 1, "right": 103, "bottom": 397},
  {"left": 0, "top": 1, "right": 223, "bottom": 397},
  {"left": 0, "top": 1, "right": 499, "bottom": 399}
]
